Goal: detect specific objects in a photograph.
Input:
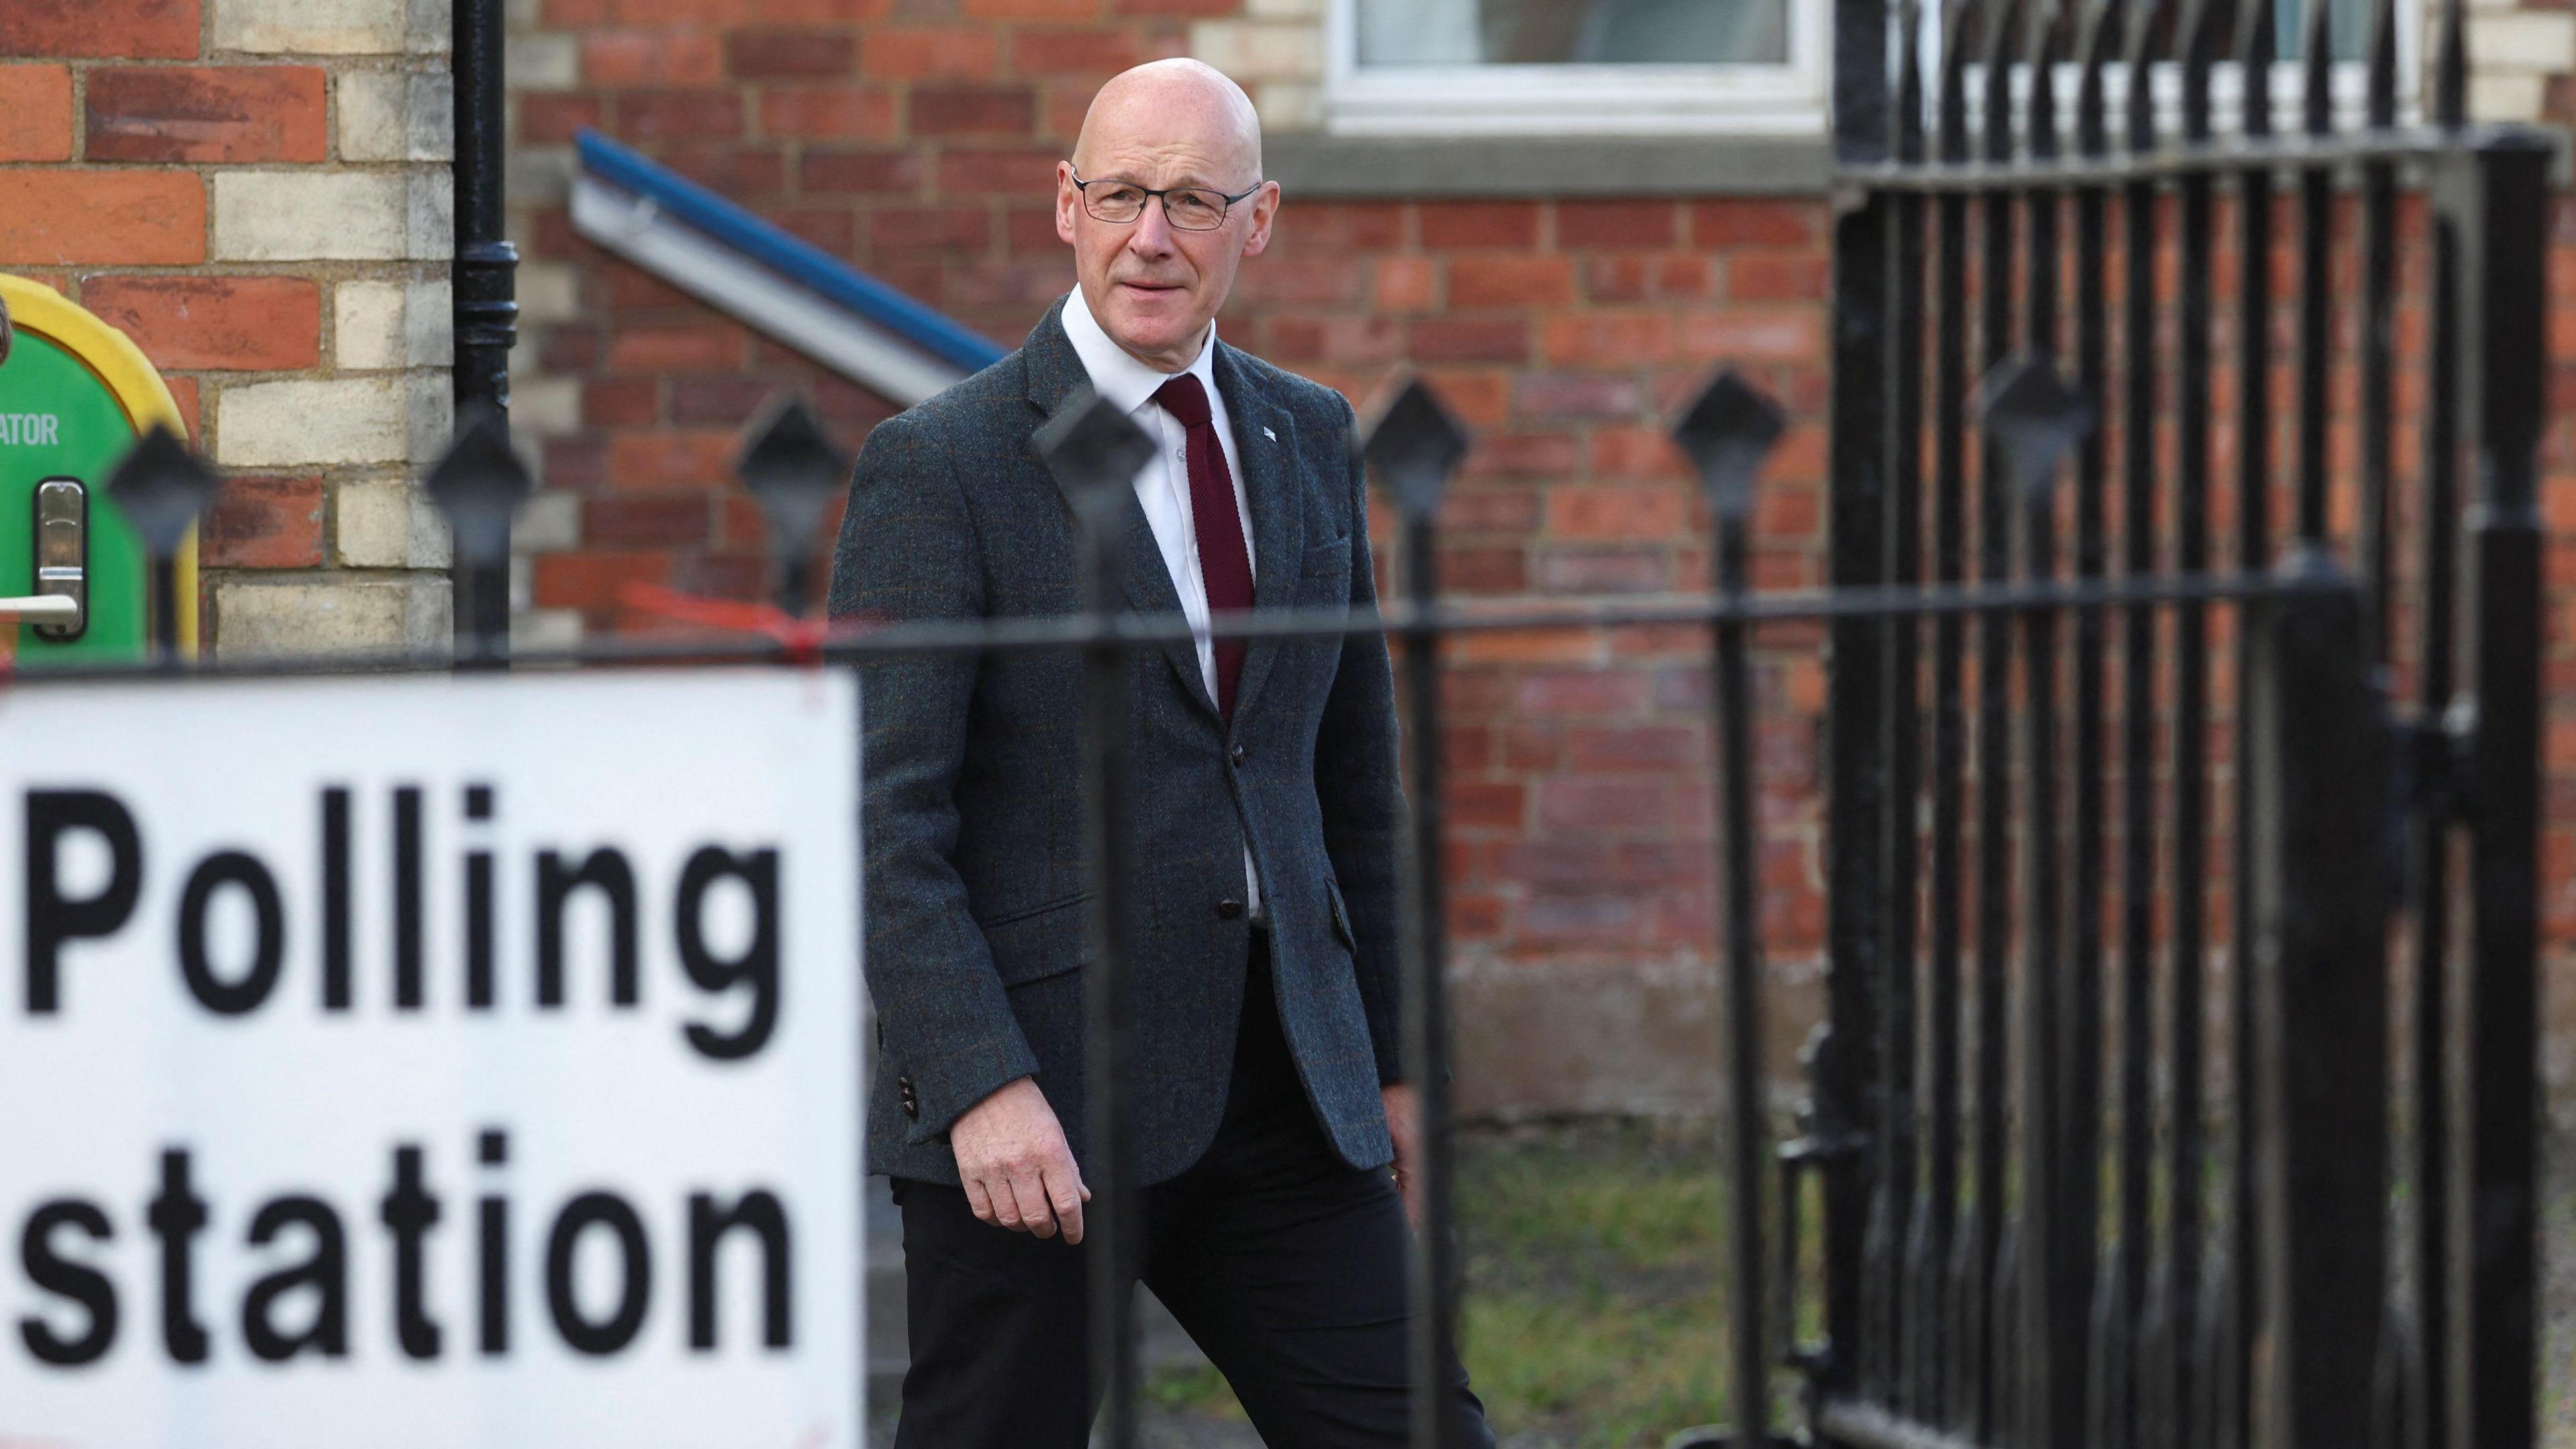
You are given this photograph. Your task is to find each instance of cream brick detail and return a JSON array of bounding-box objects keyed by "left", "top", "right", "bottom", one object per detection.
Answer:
[
  {"left": 216, "top": 378, "right": 410, "bottom": 467},
  {"left": 408, "top": 173, "right": 455, "bottom": 259},
  {"left": 215, "top": 0, "right": 409, "bottom": 54},
  {"left": 336, "top": 476, "right": 453, "bottom": 569},
  {"left": 215, "top": 577, "right": 451, "bottom": 657},
  {"left": 511, "top": 376, "right": 584, "bottom": 437},
  {"left": 2469, "top": 71, "right": 2549, "bottom": 121},
  {"left": 334, "top": 278, "right": 452, "bottom": 370},
  {"left": 1246, "top": 0, "right": 1324, "bottom": 16},
  {"left": 338, "top": 70, "right": 451, "bottom": 162},
  {"left": 213, "top": 172, "right": 412, "bottom": 260},
  {"left": 1254, "top": 81, "right": 1324, "bottom": 131},
  {"left": 408, "top": 278, "right": 455, "bottom": 366},
  {"left": 507, "top": 146, "right": 577, "bottom": 207},
  {"left": 407, "top": 373, "right": 457, "bottom": 463},
  {"left": 2466, "top": 9, "right": 2576, "bottom": 70},
  {"left": 517, "top": 262, "right": 581, "bottom": 325},
  {"left": 514, "top": 490, "right": 582, "bottom": 553},
  {"left": 511, "top": 34, "right": 579, "bottom": 90},
  {"left": 409, "top": 0, "right": 452, "bottom": 53},
  {"left": 1190, "top": 21, "right": 1326, "bottom": 82},
  {"left": 513, "top": 608, "right": 584, "bottom": 651}
]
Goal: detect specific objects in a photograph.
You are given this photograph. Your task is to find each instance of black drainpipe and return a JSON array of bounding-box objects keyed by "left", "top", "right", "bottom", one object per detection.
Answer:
[{"left": 451, "top": 0, "right": 518, "bottom": 649}]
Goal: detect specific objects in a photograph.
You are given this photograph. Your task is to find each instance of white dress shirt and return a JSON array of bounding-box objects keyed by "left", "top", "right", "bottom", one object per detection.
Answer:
[{"left": 1059, "top": 286, "right": 1263, "bottom": 916}]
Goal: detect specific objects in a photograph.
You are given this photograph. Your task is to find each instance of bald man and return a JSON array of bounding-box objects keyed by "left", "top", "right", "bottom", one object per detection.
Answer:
[{"left": 829, "top": 60, "right": 1495, "bottom": 1447}]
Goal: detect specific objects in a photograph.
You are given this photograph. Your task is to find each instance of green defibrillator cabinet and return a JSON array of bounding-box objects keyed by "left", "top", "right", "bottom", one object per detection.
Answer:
[{"left": 0, "top": 274, "right": 198, "bottom": 664}]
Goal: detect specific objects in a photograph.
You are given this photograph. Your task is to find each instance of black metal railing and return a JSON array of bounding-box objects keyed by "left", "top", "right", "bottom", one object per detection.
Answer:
[{"left": 1807, "top": 0, "right": 2549, "bottom": 1442}]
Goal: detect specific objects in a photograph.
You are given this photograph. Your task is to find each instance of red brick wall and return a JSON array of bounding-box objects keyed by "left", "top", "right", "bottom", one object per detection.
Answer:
[{"left": 506, "top": 1, "right": 2576, "bottom": 1117}]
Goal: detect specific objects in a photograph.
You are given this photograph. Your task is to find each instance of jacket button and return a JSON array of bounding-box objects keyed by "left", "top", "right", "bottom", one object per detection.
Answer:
[
  {"left": 897, "top": 1075, "right": 918, "bottom": 1119},
  {"left": 1229, "top": 743, "right": 1247, "bottom": 765},
  {"left": 1216, "top": 898, "right": 1245, "bottom": 920}
]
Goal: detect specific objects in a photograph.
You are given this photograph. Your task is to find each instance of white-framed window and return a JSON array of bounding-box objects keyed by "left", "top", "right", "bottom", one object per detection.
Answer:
[
  {"left": 1324, "top": 0, "right": 1831, "bottom": 138},
  {"left": 1323, "top": 0, "right": 2404, "bottom": 140}
]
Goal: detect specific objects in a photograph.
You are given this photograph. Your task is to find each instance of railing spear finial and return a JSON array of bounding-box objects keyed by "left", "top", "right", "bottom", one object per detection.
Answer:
[
  {"left": 1360, "top": 373, "right": 1470, "bottom": 527},
  {"left": 425, "top": 405, "right": 533, "bottom": 663},
  {"left": 735, "top": 396, "right": 852, "bottom": 618},
  {"left": 1976, "top": 352, "right": 2095, "bottom": 502},
  {"left": 103, "top": 425, "right": 220, "bottom": 664}
]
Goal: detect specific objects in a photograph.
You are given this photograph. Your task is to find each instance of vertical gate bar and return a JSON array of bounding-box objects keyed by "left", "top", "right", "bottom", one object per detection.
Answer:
[
  {"left": 2356, "top": 0, "right": 2400, "bottom": 661},
  {"left": 2068, "top": 7, "right": 2115, "bottom": 1447},
  {"left": 1401, "top": 503, "right": 1460, "bottom": 1449},
  {"left": 1911, "top": 2, "right": 1976, "bottom": 1418},
  {"left": 2154, "top": 3, "right": 2222, "bottom": 1442},
  {"left": 2102, "top": 1, "right": 2165, "bottom": 1441},
  {"left": 152, "top": 557, "right": 180, "bottom": 664},
  {"left": 1964, "top": 4, "right": 2021, "bottom": 1432},
  {"left": 1676, "top": 372, "right": 1787, "bottom": 1449},
  {"left": 2406, "top": 2, "right": 2467, "bottom": 1443},
  {"left": 2218, "top": 9, "right": 2279, "bottom": 1447},
  {"left": 2024, "top": 7, "right": 2060, "bottom": 358},
  {"left": 2359, "top": 1, "right": 2413, "bottom": 1440},
  {"left": 2293, "top": 0, "right": 2334, "bottom": 546},
  {"left": 1034, "top": 394, "right": 1156, "bottom": 1449},
  {"left": 1980, "top": 357, "right": 2086, "bottom": 1449},
  {"left": 1873, "top": 1, "right": 1931, "bottom": 1409},
  {"left": 1081, "top": 531, "right": 1139, "bottom": 1449},
  {"left": 1720, "top": 509, "right": 1769, "bottom": 1446},
  {"left": 2021, "top": 11, "right": 2090, "bottom": 1444},
  {"left": 1825, "top": 0, "right": 1895, "bottom": 1405},
  {"left": 2249, "top": 559, "right": 2392, "bottom": 1449},
  {"left": 2448, "top": 131, "right": 2548, "bottom": 1449},
  {"left": 1359, "top": 381, "right": 1471, "bottom": 1449}
]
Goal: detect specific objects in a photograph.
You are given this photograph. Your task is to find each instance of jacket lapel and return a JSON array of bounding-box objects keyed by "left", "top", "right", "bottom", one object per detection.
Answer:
[
  {"left": 1213, "top": 341, "right": 1303, "bottom": 733},
  {"left": 1023, "top": 300, "right": 1220, "bottom": 721}
]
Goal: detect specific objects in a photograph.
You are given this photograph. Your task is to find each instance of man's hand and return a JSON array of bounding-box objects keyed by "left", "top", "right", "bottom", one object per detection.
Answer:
[
  {"left": 949, "top": 1076, "right": 1090, "bottom": 1244},
  {"left": 1382, "top": 1082, "right": 1420, "bottom": 1227}
]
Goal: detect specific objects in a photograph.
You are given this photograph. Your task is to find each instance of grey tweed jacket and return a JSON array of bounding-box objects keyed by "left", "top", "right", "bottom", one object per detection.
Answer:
[{"left": 828, "top": 299, "right": 1405, "bottom": 1187}]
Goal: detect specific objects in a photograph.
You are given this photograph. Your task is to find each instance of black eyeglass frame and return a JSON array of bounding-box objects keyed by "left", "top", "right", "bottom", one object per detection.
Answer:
[{"left": 1066, "top": 167, "right": 1267, "bottom": 231}]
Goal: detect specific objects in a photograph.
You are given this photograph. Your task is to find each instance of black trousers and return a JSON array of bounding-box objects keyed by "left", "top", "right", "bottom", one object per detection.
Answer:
[{"left": 890, "top": 935, "right": 1494, "bottom": 1447}]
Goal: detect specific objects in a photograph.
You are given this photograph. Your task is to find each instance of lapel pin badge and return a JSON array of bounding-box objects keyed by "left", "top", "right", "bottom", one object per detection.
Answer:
[{"left": 1261, "top": 426, "right": 1277, "bottom": 441}]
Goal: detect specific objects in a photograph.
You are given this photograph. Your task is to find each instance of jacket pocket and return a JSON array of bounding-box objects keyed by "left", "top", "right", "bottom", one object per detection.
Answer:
[
  {"left": 1300, "top": 535, "right": 1352, "bottom": 577},
  {"left": 977, "top": 893, "right": 1089, "bottom": 986},
  {"left": 1324, "top": 877, "right": 1356, "bottom": 952}
]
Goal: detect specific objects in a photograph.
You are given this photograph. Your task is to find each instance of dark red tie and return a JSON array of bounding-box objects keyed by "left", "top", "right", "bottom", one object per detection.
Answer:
[{"left": 1153, "top": 374, "right": 1253, "bottom": 719}]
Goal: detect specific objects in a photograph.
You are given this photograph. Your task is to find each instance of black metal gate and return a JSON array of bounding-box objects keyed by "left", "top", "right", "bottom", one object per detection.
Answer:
[{"left": 1786, "top": 0, "right": 2552, "bottom": 1443}]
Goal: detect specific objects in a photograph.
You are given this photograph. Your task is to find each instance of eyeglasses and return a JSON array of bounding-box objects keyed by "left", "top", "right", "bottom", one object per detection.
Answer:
[{"left": 1068, "top": 168, "right": 1264, "bottom": 232}]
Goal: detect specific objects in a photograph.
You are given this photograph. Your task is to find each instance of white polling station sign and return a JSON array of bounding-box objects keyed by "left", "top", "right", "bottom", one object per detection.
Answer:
[{"left": 0, "top": 667, "right": 863, "bottom": 1449}]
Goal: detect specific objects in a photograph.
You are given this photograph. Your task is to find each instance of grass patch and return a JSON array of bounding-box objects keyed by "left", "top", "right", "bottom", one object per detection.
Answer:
[
  {"left": 1144, "top": 1120, "right": 1804, "bottom": 1447},
  {"left": 1144, "top": 1362, "right": 1248, "bottom": 1419},
  {"left": 1457, "top": 1121, "right": 1792, "bottom": 1448}
]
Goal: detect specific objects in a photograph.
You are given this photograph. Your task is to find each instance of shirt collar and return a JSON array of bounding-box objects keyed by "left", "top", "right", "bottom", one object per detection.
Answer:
[{"left": 1059, "top": 286, "right": 1219, "bottom": 421}]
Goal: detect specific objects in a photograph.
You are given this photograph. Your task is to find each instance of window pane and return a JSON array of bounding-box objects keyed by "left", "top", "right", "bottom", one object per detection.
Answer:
[
  {"left": 1358, "top": 0, "right": 1790, "bottom": 67},
  {"left": 2126, "top": 0, "right": 2367, "bottom": 62}
]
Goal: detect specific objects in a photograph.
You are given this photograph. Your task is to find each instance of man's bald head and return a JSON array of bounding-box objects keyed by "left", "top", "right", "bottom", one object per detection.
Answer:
[
  {"left": 1073, "top": 59, "right": 1264, "bottom": 186},
  {"left": 1055, "top": 59, "right": 1279, "bottom": 372}
]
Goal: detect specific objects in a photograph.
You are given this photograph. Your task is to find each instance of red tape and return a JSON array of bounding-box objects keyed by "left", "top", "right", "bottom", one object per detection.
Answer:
[{"left": 619, "top": 583, "right": 862, "bottom": 666}]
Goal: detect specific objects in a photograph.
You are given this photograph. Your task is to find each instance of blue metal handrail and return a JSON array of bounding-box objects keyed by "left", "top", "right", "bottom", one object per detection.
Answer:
[{"left": 576, "top": 129, "right": 1007, "bottom": 376}]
